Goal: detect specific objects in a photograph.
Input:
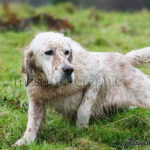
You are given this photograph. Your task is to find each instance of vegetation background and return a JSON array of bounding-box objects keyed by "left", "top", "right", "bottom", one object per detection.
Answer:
[
  {"left": 0, "top": 1, "right": 150, "bottom": 149},
  {"left": 5, "top": 0, "right": 150, "bottom": 11}
]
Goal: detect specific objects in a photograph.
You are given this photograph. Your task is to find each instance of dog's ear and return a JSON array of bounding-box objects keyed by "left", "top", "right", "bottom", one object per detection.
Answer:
[{"left": 22, "top": 47, "right": 34, "bottom": 86}]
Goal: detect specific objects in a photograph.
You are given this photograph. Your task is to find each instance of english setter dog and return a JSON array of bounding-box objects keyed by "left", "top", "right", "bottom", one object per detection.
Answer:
[{"left": 15, "top": 32, "right": 150, "bottom": 146}]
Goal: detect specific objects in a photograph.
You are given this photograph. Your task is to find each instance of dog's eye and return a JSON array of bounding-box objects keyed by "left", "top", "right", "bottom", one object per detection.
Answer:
[
  {"left": 65, "top": 50, "right": 70, "bottom": 55},
  {"left": 45, "top": 50, "right": 54, "bottom": 55}
]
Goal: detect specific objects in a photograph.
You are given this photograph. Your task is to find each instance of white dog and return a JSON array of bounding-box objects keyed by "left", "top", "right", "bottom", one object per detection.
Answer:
[{"left": 15, "top": 32, "right": 150, "bottom": 146}]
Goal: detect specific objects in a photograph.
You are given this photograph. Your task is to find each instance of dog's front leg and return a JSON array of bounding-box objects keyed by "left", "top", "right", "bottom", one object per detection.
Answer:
[
  {"left": 76, "top": 85, "right": 99, "bottom": 128},
  {"left": 15, "top": 100, "right": 45, "bottom": 146}
]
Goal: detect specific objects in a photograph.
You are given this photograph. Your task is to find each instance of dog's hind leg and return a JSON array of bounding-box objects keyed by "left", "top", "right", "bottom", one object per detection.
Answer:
[{"left": 125, "top": 74, "right": 150, "bottom": 108}]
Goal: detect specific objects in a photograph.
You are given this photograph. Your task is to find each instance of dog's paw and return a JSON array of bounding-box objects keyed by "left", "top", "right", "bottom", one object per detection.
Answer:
[
  {"left": 75, "top": 120, "right": 89, "bottom": 128},
  {"left": 14, "top": 138, "right": 28, "bottom": 146}
]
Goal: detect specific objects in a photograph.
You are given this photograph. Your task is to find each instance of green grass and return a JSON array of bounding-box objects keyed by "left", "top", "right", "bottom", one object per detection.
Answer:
[{"left": 0, "top": 2, "right": 150, "bottom": 149}]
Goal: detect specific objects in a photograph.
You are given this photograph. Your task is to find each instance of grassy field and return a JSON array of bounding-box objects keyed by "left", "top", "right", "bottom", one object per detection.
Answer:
[{"left": 1, "top": 2, "right": 150, "bottom": 150}]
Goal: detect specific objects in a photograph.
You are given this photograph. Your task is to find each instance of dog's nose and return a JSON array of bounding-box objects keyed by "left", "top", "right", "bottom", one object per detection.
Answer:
[{"left": 63, "top": 66, "right": 74, "bottom": 75}]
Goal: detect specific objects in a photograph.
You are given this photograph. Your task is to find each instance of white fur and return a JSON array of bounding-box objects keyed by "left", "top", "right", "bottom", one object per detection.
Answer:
[{"left": 125, "top": 47, "right": 150, "bottom": 66}]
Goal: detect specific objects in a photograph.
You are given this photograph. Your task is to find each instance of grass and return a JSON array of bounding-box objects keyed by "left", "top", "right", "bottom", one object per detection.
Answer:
[{"left": 0, "top": 2, "right": 150, "bottom": 150}]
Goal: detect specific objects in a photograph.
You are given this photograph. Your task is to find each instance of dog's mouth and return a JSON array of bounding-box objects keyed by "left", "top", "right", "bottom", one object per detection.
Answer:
[
  {"left": 60, "top": 75, "right": 73, "bottom": 84},
  {"left": 44, "top": 71, "right": 74, "bottom": 86},
  {"left": 46, "top": 77, "right": 73, "bottom": 86}
]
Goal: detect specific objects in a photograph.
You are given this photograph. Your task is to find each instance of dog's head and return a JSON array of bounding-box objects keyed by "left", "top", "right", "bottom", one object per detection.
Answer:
[{"left": 23, "top": 32, "right": 74, "bottom": 86}]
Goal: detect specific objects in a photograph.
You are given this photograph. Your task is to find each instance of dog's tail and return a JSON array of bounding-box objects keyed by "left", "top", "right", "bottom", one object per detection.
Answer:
[{"left": 125, "top": 47, "right": 150, "bottom": 66}]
